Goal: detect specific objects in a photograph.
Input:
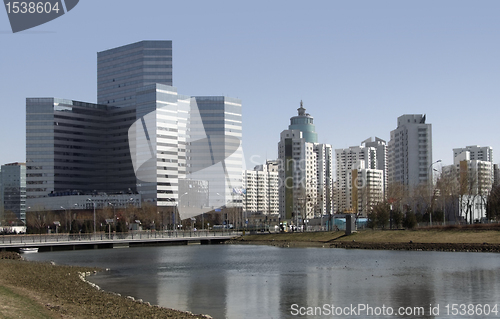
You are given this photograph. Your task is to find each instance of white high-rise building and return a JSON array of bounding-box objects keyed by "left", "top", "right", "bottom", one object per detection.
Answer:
[
  {"left": 131, "top": 84, "right": 189, "bottom": 206},
  {"left": 454, "top": 151, "right": 493, "bottom": 196},
  {"left": 453, "top": 145, "right": 493, "bottom": 163},
  {"left": 243, "top": 161, "right": 279, "bottom": 215},
  {"left": 452, "top": 151, "right": 493, "bottom": 222},
  {"left": 278, "top": 103, "right": 333, "bottom": 221},
  {"left": 453, "top": 145, "right": 493, "bottom": 184},
  {"left": 336, "top": 146, "right": 373, "bottom": 213},
  {"left": 335, "top": 139, "right": 386, "bottom": 215},
  {"left": 278, "top": 130, "right": 317, "bottom": 220},
  {"left": 494, "top": 164, "right": 500, "bottom": 187},
  {"left": 347, "top": 162, "right": 384, "bottom": 216},
  {"left": 388, "top": 114, "right": 432, "bottom": 189},
  {"left": 362, "top": 137, "right": 388, "bottom": 194},
  {"left": 314, "top": 144, "right": 334, "bottom": 217}
]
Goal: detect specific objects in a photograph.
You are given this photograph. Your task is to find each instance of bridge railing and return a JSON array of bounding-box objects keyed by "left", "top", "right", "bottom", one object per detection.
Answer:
[{"left": 0, "top": 230, "right": 240, "bottom": 245}]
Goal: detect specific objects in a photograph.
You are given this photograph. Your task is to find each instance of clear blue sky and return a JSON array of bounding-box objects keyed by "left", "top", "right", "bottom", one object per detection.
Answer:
[{"left": 1, "top": 0, "right": 499, "bottom": 171}]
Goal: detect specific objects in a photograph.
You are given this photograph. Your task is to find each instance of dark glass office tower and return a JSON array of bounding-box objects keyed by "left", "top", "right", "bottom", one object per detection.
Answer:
[
  {"left": 0, "top": 163, "right": 26, "bottom": 223},
  {"left": 97, "top": 40, "right": 173, "bottom": 108},
  {"left": 26, "top": 40, "right": 243, "bottom": 217},
  {"left": 26, "top": 98, "right": 137, "bottom": 200}
]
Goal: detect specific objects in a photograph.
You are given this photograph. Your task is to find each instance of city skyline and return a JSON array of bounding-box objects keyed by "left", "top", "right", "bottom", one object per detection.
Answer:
[
  {"left": 1, "top": 1, "right": 500, "bottom": 169},
  {"left": 24, "top": 40, "right": 243, "bottom": 221}
]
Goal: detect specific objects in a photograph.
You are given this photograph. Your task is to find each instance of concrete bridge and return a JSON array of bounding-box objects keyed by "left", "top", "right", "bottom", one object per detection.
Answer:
[{"left": 0, "top": 230, "right": 240, "bottom": 252}]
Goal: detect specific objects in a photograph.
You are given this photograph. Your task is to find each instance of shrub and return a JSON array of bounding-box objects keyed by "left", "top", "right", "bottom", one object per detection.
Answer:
[{"left": 403, "top": 212, "right": 417, "bottom": 229}]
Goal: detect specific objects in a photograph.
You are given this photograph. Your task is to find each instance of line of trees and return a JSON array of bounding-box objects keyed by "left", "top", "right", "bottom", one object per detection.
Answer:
[
  {"left": 26, "top": 203, "right": 167, "bottom": 234},
  {"left": 365, "top": 164, "right": 499, "bottom": 229},
  {"left": 487, "top": 184, "right": 500, "bottom": 220},
  {"left": 25, "top": 203, "right": 232, "bottom": 234}
]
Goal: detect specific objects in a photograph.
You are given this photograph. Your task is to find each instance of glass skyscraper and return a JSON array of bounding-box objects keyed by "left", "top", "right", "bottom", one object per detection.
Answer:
[
  {"left": 98, "top": 40, "right": 173, "bottom": 108},
  {"left": 27, "top": 41, "right": 175, "bottom": 204},
  {"left": 26, "top": 40, "right": 243, "bottom": 217},
  {"left": 26, "top": 98, "right": 137, "bottom": 200},
  {"left": 0, "top": 162, "right": 26, "bottom": 223}
]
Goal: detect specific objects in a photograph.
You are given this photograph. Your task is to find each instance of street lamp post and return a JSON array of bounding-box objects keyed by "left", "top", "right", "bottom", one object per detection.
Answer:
[
  {"left": 428, "top": 160, "right": 442, "bottom": 226},
  {"left": 390, "top": 204, "right": 393, "bottom": 229},
  {"left": 108, "top": 202, "right": 116, "bottom": 218},
  {"left": 108, "top": 202, "right": 116, "bottom": 233},
  {"left": 178, "top": 192, "right": 189, "bottom": 230},
  {"left": 215, "top": 192, "right": 223, "bottom": 229},
  {"left": 60, "top": 206, "right": 67, "bottom": 232},
  {"left": 70, "top": 203, "right": 77, "bottom": 232},
  {"left": 87, "top": 198, "right": 96, "bottom": 239},
  {"left": 179, "top": 192, "right": 189, "bottom": 206},
  {"left": 54, "top": 221, "right": 60, "bottom": 234},
  {"left": 158, "top": 210, "right": 164, "bottom": 231}
]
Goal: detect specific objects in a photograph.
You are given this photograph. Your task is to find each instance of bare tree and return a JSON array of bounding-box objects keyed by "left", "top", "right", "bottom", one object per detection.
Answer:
[
  {"left": 26, "top": 210, "right": 55, "bottom": 234},
  {"left": 2, "top": 210, "right": 19, "bottom": 226},
  {"left": 411, "top": 183, "right": 431, "bottom": 218},
  {"left": 386, "top": 182, "right": 408, "bottom": 213},
  {"left": 458, "top": 162, "right": 480, "bottom": 224},
  {"left": 436, "top": 167, "right": 460, "bottom": 223},
  {"left": 135, "top": 202, "right": 157, "bottom": 229},
  {"left": 26, "top": 211, "right": 44, "bottom": 234},
  {"left": 487, "top": 185, "right": 500, "bottom": 220}
]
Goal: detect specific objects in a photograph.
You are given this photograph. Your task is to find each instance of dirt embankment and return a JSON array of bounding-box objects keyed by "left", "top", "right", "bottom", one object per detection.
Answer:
[
  {"left": 327, "top": 241, "right": 500, "bottom": 252},
  {"left": 229, "top": 238, "right": 500, "bottom": 252},
  {"left": 0, "top": 252, "right": 213, "bottom": 319},
  {"left": 230, "top": 226, "right": 500, "bottom": 252}
]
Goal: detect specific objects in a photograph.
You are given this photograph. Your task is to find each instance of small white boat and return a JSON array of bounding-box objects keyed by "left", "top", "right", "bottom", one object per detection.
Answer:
[{"left": 20, "top": 247, "right": 39, "bottom": 253}]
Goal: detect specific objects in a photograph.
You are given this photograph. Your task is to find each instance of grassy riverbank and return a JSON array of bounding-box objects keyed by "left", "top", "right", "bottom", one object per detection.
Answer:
[
  {"left": 234, "top": 225, "right": 500, "bottom": 252},
  {"left": 0, "top": 252, "right": 209, "bottom": 319}
]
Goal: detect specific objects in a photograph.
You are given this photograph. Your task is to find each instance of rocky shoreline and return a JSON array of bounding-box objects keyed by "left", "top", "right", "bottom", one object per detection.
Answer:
[{"left": 0, "top": 252, "right": 213, "bottom": 318}]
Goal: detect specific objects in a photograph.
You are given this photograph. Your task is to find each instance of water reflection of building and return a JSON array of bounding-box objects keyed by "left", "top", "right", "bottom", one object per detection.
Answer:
[{"left": 157, "top": 247, "right": 228, "bottom": 319}]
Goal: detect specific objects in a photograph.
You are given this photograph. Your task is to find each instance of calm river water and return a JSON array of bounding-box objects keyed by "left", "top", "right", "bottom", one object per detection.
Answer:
[{"left": 25, "top": 245, "right": 500, "bottom": 319}]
